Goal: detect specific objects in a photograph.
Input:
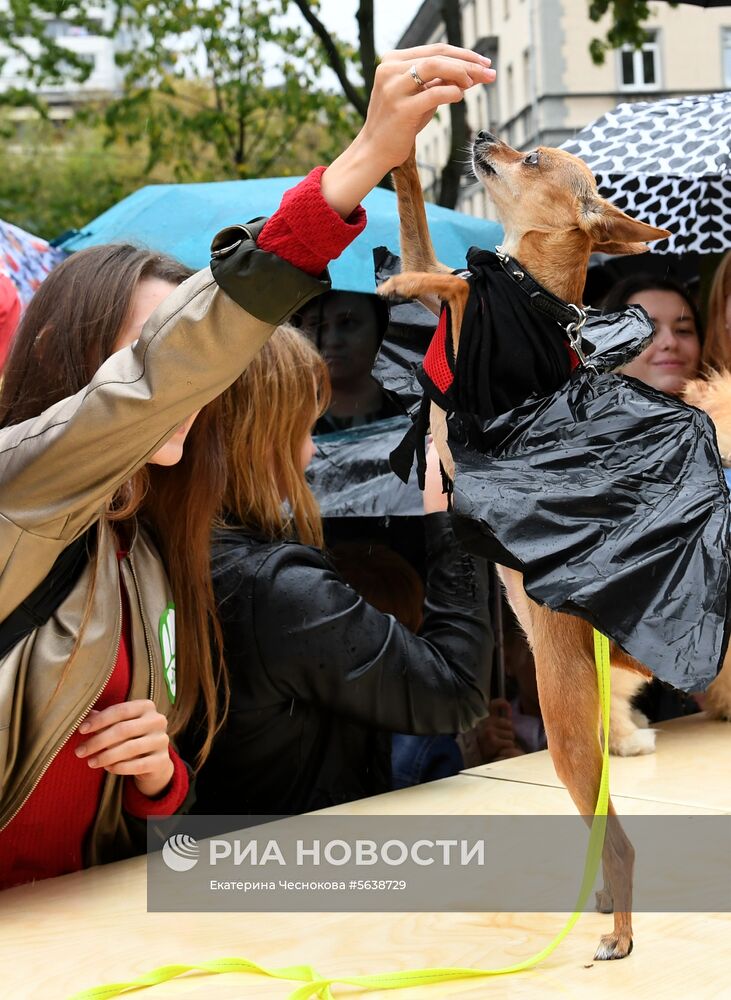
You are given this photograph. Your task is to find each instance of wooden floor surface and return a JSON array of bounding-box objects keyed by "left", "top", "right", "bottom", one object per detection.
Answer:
[{"left": 0, "top": 714, "right": 728, "bottom": 1000}]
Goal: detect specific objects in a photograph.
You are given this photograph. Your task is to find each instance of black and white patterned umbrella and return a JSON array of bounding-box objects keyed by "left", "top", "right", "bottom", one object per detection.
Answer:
[{"left": 562, "top": 91, "right": 730, "bottom": 254}]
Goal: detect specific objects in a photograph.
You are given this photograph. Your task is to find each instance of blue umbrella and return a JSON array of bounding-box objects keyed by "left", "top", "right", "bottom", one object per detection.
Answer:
[{"left": 54, "top": 177, "right": 502, "bottom": 293}]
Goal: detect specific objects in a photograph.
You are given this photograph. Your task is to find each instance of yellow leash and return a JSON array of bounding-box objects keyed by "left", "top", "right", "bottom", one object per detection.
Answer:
[{"left": 70, "top": 630, "right": 612, "bottom": 1000}]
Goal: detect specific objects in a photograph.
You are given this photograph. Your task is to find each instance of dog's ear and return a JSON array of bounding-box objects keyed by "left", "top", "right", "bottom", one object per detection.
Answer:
[{"left": 577, "top": 197, "right": 671, "bottom": 255}]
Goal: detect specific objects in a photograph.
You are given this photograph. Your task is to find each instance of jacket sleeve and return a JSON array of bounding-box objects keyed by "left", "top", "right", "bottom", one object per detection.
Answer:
[
  {"left": 251, "top": 513, "right": 492, "bottom": 735},
  {"left": 0, "top": 235, "right": 328, "bottom": 613}
]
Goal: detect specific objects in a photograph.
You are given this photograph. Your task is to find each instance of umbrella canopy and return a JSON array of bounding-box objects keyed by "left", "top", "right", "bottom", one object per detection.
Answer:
[
  {"left": 55, "top": 177, "right": 502, "bottom": 294},
  {"left": 0, "top": 218, "right": 67, "bottom": 306},
  {"left": 562, "top": 90, "right": 730, "bottom": 254}
]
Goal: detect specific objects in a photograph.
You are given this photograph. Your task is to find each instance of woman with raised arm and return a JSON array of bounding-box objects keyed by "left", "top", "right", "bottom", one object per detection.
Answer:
[{"left": 0, "top": 46, "right": 496, "bottom": 888}]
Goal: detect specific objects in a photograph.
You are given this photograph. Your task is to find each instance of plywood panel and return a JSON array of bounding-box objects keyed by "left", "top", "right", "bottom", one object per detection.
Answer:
[{"left": 462, "top": 715, "right": 731, "bottom": 813}]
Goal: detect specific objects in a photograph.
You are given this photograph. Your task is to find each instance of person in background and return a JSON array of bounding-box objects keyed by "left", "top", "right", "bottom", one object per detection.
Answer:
[
  {"left": 0, "top": 273, "right": 21, "bottom": 371},
  {"left": 330, "top": 540, "right": 471, "bottom": 788},
  {"left": 602, "top": 272, "right": 705, "bottom": 725},
  {"left": 701, "top": 251, "right": 731, "bottom": 374},
  {"left": 329, "top": 540, "right": 425, "bottom": 632},
  {"left": 601, "top": 274, "right": 703, "bottom": 395},
  {"left": 294, "top": 290, "right": 402, "bottom": 434},
  {"left": 295, "top": 290, "right": 403, "bottom": 434},
  {"left": 188, "top": 325, "right": 493, "bottom": 815},
  {"left": 460, "top": 606, "right": 545, "bottom": 765}
]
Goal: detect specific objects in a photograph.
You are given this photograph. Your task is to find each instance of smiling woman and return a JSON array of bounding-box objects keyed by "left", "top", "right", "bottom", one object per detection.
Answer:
[{"left": 601, "top": 274, "right": 703, "bottom": 396}]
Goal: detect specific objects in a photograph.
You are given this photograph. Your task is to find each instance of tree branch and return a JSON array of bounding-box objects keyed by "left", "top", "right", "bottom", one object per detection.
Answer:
[
  {"left": 289, "top": 0, "right": 368, "bottom": 118},
  {"left": 356, "top": 0, "right": 376, "bottom": 98},
  {"left": 437, "top": 0, "right": 468, "bottom": 209},
  {"left": 255, "top": 120, "right": 306, "bottom": 176}
]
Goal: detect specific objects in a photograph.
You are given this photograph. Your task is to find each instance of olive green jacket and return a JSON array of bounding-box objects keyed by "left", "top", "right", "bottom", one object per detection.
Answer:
[{"left": 0, "top": 224, "right": 328, "bottom": 862}]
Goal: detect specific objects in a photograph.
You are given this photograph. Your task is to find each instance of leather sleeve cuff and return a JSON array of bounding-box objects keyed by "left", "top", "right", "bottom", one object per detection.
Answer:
[{"left": 210, "top": 218, "right": 331, "bottom": 326}]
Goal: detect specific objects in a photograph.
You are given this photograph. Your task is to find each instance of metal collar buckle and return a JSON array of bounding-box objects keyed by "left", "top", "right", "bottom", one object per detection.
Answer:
[{"left": 565, "top": 304, "right": 596, "bottom": 372}]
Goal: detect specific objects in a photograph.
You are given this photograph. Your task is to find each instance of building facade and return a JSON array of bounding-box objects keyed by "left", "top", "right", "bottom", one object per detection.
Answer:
[
  {"left": 399, "top": 0, "right": 731, "bottom": 218},
  {"left": 0, "top": 5, "right": 125, "bottom": 119}
]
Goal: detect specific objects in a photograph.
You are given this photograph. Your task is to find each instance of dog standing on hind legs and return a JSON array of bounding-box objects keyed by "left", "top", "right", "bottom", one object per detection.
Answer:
[{"left": 379, "top": 132, "right": 689, "bottom": 960}]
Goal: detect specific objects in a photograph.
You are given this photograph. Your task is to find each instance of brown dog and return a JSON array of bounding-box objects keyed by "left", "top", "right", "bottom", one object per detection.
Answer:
[{"left": 379, "top": 132, "right": 691, "bottom": 960}]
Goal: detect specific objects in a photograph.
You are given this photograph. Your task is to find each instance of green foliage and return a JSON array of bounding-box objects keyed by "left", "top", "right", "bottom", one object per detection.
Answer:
[
  {"left": 588, "top": 0, "right": 677, "bottom": 65},
  {"left": 0, "top": 109, "right": 351, "bottom": 240},
  {"left": 0, "top": 1, "right": 360, "bottom": 182},
  {"left": 104, "top": 0, "right": 359, "bottom": 178},
  {"left": 0, "top": 1, "right": 102, "bottom": 94},
  {"left": 0, "top": 118, "right": 154, "bottom": 239}
]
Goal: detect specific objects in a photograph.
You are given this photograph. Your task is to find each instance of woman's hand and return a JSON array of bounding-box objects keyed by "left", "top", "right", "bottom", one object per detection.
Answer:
[
  {"left": 322, "top": 44, "right": 496, "bottom": 218},
  {"left": 423, "top": 440, "right": 450, "bottom": 514},
  {"left": 75, "top": 699, "right": 174, "bottom": 798}
]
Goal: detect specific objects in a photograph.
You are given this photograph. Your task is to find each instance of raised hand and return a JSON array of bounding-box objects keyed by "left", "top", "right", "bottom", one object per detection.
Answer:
[{"left": 322, "top": 43, "right": 496, "bottom": 218}]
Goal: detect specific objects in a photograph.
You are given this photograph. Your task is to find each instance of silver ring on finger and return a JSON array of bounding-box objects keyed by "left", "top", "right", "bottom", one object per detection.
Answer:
[{"left": 409, "top": 64, "right": 426, "bottom": 90}]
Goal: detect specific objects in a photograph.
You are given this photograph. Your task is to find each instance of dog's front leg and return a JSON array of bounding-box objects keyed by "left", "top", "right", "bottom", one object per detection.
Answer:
[{"left": 392, "top": 147, "right": 452, "bottom": 277}]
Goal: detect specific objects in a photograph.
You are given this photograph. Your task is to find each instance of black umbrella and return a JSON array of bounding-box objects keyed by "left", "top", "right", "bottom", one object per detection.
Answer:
[{"left": 562, "top": 90, "right": 731, "bottom": 254}]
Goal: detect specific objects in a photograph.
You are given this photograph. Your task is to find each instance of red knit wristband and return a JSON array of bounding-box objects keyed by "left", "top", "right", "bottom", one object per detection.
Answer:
[{"left": 259, "top": 166, "right": 367, "bottom": 276}]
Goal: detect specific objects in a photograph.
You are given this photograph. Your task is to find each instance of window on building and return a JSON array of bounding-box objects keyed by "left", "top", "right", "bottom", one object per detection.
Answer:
[
  {"left": 723, "top": 28, "right": 731, "bottom": 88},
  {"left": 506, "top": 63, "right": 514, "bottom": 119},
  {"left": 45, "top": 19, "right": 70, "bottom": 39},
  {"left": 522, "top": 48, "right": 531, "bottom": 105},
  {"left": 44, "top": 16, "right": 103, "bottom": 39},
  {"left": 619, "top": 30, "right": 660, "bottom": 90}
]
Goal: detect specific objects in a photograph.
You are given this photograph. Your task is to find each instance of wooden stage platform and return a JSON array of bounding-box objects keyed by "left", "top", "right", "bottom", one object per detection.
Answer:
[{"left": 0, "top": 714, "right": 728, "bottom": 999}]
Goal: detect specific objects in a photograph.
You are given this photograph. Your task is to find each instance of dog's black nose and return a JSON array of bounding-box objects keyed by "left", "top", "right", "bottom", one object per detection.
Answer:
[{"left": 476, "top": 130, "right": 498, "bottom": 144}]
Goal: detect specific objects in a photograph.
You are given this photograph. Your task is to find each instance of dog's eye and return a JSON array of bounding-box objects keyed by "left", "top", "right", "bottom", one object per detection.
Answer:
[{"left": 523, "top": 151, "right": 540, "bottom": 166}]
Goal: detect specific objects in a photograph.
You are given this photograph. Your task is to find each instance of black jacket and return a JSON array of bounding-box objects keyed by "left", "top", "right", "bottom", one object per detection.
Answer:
[{"left": 192, "top": 513, "right": 492, "bottom": 815}]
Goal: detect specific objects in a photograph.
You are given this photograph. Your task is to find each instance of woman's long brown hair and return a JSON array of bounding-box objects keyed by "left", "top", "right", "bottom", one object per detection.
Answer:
[
  {"left": 0, "top": 245, "right": 227, "bottom": 767},
  {"left": 702, "top": 253, "right": 731, "bottom": 373},
  {"left": 221, "top": 325, "right": 330, "bottom": 548}
]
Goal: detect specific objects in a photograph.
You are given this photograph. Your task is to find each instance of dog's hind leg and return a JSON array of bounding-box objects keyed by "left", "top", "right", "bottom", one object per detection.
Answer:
[{"left": 530, "top": 604, "right": 634, "bottom": 960}]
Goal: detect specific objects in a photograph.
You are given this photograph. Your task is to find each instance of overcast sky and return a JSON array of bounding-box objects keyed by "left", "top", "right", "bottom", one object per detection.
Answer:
[{"left": 316, "top": 0, "right": 425, "bottom": 52}]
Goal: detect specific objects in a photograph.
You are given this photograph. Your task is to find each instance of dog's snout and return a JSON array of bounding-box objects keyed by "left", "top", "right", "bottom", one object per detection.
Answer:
[{"left": 476, "top": 130, "right": 498, "bottom": 145}]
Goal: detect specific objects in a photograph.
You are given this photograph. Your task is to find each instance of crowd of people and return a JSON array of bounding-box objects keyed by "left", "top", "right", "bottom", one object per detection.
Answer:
[{"left": 0, "top": 40, "right": 729, "bottom": 893}]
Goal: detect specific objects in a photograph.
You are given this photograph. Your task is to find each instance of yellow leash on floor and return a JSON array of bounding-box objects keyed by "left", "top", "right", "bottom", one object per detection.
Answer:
[{"left": 70, "top": 630, "right": 612, "bottom": 1000}]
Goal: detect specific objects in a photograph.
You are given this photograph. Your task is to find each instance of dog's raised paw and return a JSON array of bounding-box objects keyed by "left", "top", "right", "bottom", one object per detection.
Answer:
[
  {"left": 378, "top": 276, "right": 414, "bottom": 300},
  {"left": 594, "top": 933, "right": 633, "bottom": 961}
]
